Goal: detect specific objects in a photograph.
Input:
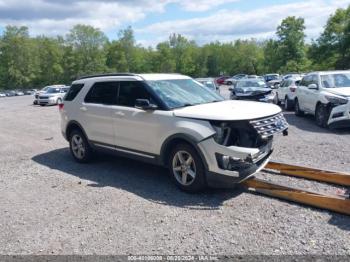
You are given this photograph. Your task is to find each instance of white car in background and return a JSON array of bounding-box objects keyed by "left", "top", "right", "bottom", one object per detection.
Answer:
[
  {"left": 294, "top": 71, "right": 350, "bottom": 128},
  {"left": 274, "top": 77, "right": 301, "bottom": 110}
]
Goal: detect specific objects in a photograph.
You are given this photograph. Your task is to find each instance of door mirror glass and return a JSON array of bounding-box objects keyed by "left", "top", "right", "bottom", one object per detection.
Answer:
[
  {"left": 135, "top": 99, "right": 158, "bottom": 110},
  {"left": 308, "top": 84, "right": 318, "bottom": 90}
]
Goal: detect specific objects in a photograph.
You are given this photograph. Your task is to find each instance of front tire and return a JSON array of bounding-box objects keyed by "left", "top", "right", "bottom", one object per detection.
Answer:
[
  {"left": 295, "top": 99, "right": 304, "bottom": 116},
  {"left": 273, "top": 93, "right": 280, "bottom": 105},
  {"left": 69, "top": 129, "right": 93, "bottom": 163},
  {"left": 168, "top": 143, "right": 206, "bottom": 192},
  {"left": 315, "top": 104, "right": 329, "bottom": 128}
]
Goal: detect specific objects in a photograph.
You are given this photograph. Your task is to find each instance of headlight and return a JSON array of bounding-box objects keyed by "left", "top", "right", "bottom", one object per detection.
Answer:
[
  {"left": 325, "top": 95, "right": 348, "bottom": 105},
  {"left": 212, "top": 123, "right": 231, "bottom": 145}
]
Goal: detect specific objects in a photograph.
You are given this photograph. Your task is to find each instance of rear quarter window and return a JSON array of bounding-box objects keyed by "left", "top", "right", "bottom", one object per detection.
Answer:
[{"left": 64, "top": 84, "right": 84, "bottom": 101}]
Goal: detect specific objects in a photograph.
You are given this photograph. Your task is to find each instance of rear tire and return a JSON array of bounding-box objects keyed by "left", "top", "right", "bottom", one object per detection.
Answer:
[
  {"left": 315, "top": 104, "right": 329, "bottom": 128},
  {"left": 168, "top": 143, "right": 206, "bottom": 192},
  {"left": 57, "top": 98, "right": 62, "bottom": 105},
  {"left": 69, "top": 129, "right": 93, "bottom": 163},
  {"left": 294, "top": 99, "right": 304, "bottom": 116},
  {"left": 284, "top": 97, "right": 293, "bottom": 111}
]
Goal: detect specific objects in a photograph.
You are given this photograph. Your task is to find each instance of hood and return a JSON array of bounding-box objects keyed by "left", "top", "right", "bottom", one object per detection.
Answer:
[
  {"left": 235, "top": 87, "right": 271, "bottom": 96},
  {"left": 39, "top": 92, "right": 59, "bottom": 97},
  {"left": 173, "top": 100, "right": 281, "bottom": 121},
  {"left": 326, "top": 88, "right": 350, "bottom": 97}
]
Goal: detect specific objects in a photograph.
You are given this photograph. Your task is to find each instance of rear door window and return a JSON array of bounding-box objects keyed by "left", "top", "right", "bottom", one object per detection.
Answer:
[
  {"left": 64, "top": 84, "right": 83, "bottom": 101},
  {"left": 84, "top": 82, "right": 118, "bottom": 105}
]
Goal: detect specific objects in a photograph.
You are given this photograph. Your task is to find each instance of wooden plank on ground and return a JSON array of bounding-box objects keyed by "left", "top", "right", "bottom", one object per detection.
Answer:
[
  {"left": 265, "top": 161, "right": 350, "bottom": 186},
  {"left": 242, "top": 178, "right": 350, "bottom": 216}
]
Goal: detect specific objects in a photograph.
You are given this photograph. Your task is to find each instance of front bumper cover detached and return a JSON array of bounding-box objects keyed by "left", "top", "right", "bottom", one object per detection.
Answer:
[{"left": 197, "top": 138, "right": 273, "bottom": 188}]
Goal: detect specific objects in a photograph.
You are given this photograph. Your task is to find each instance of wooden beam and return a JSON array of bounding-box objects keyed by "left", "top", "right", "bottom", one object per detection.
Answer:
[
  {"left": 265, "top": 161, "right": 350, "bottom": 186},
  {"left": 242, "top": 178, "right": 350, "bottom": 216}
]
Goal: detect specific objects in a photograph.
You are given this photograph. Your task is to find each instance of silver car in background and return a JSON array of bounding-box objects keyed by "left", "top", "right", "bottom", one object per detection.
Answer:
[
  {"left": 34, "top": 86, "right": 54, "bottom": 105},
  {"left": 37, "top": 86, "right": 69, "bottom": 106},
  {"left": 195, "top": 78, "right": 220, "bottom": 93}
]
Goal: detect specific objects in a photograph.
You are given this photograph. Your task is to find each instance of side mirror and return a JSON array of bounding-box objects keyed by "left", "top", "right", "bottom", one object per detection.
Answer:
[
  {"left": 135, "top": 99, "right": 158, "bottom": 110},
  {"left": 308, "top": 84, "right": 318, "bottom": 90},
  {"left": 228, "top": 87, "right": 233, "bottom": 91}
]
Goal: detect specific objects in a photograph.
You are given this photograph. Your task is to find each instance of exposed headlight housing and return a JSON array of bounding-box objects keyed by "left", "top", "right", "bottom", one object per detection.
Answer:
[
  {"left": 212, "top": 123, "right": 231, "bottom": 145},
  {"left": 325, "top": 95, "right": 349, "bottom": 105}
]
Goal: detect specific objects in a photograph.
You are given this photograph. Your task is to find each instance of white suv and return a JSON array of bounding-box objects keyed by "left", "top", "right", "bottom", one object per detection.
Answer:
[
  {"left": 294, "top": 71, "right": 350, "bottom": 128},
  {"left": 60, "top": 73, "right": 288, "bottom": 192},
  {"left": 36, "top": 85, "right": 69, "bottom": 106}
]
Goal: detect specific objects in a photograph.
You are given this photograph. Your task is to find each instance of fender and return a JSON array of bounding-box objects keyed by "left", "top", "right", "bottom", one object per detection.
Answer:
[
  {"left": 160, "top": 133, "right": 210, "bottom": 169},
  {"left": 65, "top": 120, "right": 90, "bottom": 143}
]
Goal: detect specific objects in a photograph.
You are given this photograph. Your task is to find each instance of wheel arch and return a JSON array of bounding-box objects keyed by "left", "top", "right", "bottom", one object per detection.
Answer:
[
  {"left": 66, "top": 120, "right": 89, "bottom": 141},
  {"left": 315, "top": 100, "right": 332, "bottom": 113},
  {"left": 160, "top": 134, "right": 209, "bottom": 169}
]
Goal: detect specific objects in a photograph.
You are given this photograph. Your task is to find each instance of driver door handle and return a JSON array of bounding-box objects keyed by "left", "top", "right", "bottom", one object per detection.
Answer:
[
  {"left": 80, "top": 106, "right": 87, "bottom": 112},
  {"left": 115, "top": 111, "right": 125, "bottom": 117}
]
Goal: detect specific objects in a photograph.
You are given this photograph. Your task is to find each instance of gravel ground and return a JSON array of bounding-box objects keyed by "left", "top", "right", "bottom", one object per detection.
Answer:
[{"left": 0, "top": 93, "right": 349, "bottom": 255}]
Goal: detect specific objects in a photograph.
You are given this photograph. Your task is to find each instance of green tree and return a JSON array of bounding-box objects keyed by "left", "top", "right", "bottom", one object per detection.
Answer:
[
  {"left": 169, "top": 34, "right": 197, "bottom": 75},
  {"left": 66, "top": 24, "right": 108, "bottom": 78},
  {"left": 0, "top": 26, "right": 38, "bottom": 89},
  {"left": 310, "top": 5, "right": 350, "bottom": 69},
  {"left": 33, "top": 36, "right": 64, "bottom": 85},
  {"left": 152, "top": 42, "right": 176, "bottom": 72}
]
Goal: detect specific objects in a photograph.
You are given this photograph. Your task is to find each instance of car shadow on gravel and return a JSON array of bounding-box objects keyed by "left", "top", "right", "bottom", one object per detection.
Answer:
[
  {"left": 32, "top": 148, "right": 244, "bottom": 210},
  {"left": 328, "top": 214, "right": 350, "bottom": 231},
  {"left": 283, "top": 111, "right": 350, "bottom": 135}
]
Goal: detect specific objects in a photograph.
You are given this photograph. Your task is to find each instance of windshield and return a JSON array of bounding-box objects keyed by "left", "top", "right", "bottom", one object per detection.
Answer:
[
  {"left": 46, "top": 87, "right": 61, "bottom": 93},
  {"left": 265, "top": 75, "right": 278, "bottom": 81},
  {"left": 198, "top": 81, "right": 215, "bottom": 90},
  {"left": 236, "top": 80, "right": 266, "bottom": 88},
  {"left": 147, "top": 79, "right": 223, "bottom": 109},
  {"left": 321, "top": 73, "right": 350, "bottom": 88}
]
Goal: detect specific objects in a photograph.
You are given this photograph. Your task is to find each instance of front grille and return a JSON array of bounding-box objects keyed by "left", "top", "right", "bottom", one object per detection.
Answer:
[
  {"left": 250, "top": 113, "right": 288, "bottom": 138},
  {"left": 39, "top": 96, "right": 49, "bottom": 99}
]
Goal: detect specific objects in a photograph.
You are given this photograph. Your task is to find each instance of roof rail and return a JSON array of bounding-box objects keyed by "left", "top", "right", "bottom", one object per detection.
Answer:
[{"left": 77, "top": 73, "right": 138, "bottom": 80}]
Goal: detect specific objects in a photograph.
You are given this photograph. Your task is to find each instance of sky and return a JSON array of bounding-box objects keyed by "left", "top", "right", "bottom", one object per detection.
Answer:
[{"left": 0, "top": 0, "right": 348, "bottom": 46}]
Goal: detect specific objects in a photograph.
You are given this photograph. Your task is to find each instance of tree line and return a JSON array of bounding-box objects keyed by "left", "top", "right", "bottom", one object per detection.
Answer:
[{"left": 0, "top": 5, "right": 349, "bottom": 90}]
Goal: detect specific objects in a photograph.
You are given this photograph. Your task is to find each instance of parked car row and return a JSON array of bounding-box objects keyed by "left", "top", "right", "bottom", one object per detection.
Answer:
[{"left": 0, "top": 89, "right": 37, "bottom": 97}]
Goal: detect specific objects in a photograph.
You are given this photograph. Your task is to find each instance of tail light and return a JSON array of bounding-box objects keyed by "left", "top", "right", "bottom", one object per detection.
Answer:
[
  {"left": 289, "top": 86, "right": 296, "bottom": 92},
  {"left": 58, "top": 103, "right": 64, "bottom": 110}
]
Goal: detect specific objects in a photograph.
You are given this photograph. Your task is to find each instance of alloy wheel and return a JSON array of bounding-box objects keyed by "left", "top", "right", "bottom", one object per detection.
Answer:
[
  {"left": 71, "top": 134, "right": 85, "bottom": 160},
  {"left": 172, "top": 150, "right": 196, "bottom": 186}
]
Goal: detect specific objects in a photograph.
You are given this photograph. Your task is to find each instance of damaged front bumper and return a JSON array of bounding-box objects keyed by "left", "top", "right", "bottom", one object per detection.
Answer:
[
  {"left": 328, "top": 102, "right": 350, "bottom": 128},
  {"left": 198, "top": 137, "right": 273, "bottom": 188},
  {"left": 198, "top": 112, "right": 288, "bottom": 188}
]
